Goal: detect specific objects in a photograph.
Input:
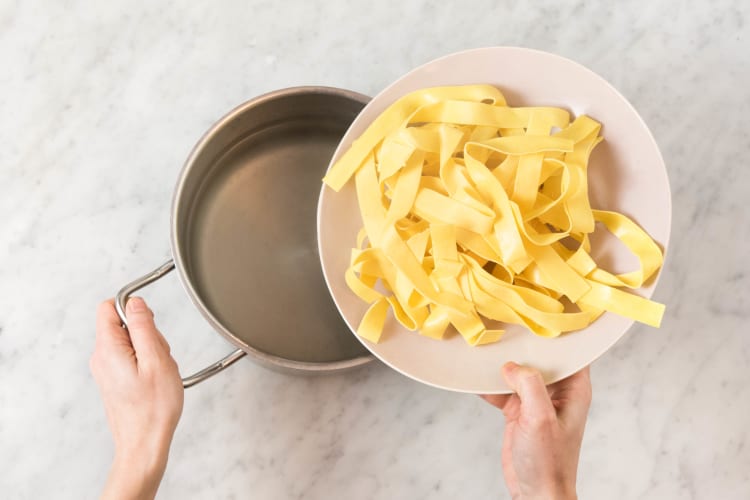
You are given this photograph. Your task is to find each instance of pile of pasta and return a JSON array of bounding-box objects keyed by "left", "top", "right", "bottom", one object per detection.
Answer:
[{"left": 323, "top": 85, "right": 664, "bottom": 346}]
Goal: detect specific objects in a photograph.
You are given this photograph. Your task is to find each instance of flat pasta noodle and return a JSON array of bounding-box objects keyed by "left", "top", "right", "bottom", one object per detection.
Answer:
[{"left": 323, "top": 85, "right": 665, "bottom": 346}]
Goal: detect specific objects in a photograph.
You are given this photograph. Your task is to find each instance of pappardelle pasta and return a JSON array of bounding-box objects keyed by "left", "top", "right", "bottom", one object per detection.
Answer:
[{"left": 323, "top": 85, "right": 664, "bottom": 346}]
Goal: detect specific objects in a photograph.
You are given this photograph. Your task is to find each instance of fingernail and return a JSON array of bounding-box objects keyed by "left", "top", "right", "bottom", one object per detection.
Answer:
[
  {"left": 503, "top": 361, "right": 519, "bottom": 375},
  {"left": 127, "top": 297, "right": 146, "bottom": 312}
]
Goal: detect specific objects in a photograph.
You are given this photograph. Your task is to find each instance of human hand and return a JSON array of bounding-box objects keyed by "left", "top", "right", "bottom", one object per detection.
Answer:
[
  {"left": 90, "top": 298, "right": 184, "bottom": 500},
  {"left": 482, "top": 363, "right": 592, "bottom": 500}
]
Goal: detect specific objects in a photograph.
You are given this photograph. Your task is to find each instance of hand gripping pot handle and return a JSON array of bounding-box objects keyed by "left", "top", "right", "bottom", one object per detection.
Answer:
[{"left": 115, "top": 260, "right": 246, "bottom": 388}]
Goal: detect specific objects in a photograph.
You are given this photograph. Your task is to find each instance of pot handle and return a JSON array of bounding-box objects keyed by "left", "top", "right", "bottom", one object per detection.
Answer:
[{"left": 115, "top": 259, "right": 247, "bottom": 388}]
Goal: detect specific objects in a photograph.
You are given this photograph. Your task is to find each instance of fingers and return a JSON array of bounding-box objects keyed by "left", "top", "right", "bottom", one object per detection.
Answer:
[
  {"left": 502, "top": 362, "right": 556, "bottom": 423},
  {"left": 568, "top": 365, "right": 592, "bottom": 398},
  {"left": 92, "top": 300, "right": 136, "bottom": 377},
  {"left": 125, "top": 297, "right": 171, "bottom": 363},
  {"left": 95, "top": 299, "right": 133, "bottom": 349},
  {"left": 480, "top": 393, "right": 512, "bottom": 410},
  {"left": 552, "top": 365, "right": 592, "bottom": 423}
]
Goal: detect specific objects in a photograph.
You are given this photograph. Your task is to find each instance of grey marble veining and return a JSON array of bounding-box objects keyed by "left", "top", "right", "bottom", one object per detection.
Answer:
[{"left": 1, "top": 1, "right": 749, "bottom": 498}]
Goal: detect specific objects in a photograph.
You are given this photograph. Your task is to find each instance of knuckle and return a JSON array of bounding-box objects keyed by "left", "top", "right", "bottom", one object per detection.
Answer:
[
  {"left": 163, "top": 356, "right": 179, "bottom": 374},
  {"left": 139, "top": 361, "right": 160, "bottom": 380},
  {"left": 527, "top": 410, "right": 556, "bottom": 429},
  {"left": 143, "top": 355, "right": 176, "bottom": 376}
]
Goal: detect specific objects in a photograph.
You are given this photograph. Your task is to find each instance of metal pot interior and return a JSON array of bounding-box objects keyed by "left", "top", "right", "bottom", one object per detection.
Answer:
[{"left": 171, "top": 87, "right": 372, "bottom": 368}]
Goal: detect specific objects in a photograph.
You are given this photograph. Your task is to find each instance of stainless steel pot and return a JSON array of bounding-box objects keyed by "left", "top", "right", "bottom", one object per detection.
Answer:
[{"left": 115, "top": 87, "right": 374, "bottom": 387}]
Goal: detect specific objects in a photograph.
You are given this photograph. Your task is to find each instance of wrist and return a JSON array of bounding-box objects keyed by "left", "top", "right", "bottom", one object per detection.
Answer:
[
  {"left": 523, "top": 493, "right": 576, "bottom": 500},
  {"left": 114, "top": 447, "right": 169, "bottom": 480},
  {"left": 526, "top": 484, "right": 576, "bottom": 500},
  {"left": 521, "top": 477, "right": 576, "bottom": 500},
  {"left": 102, "top": 451, "right": 168, "bottom": 500},
  {"left": 114, "top": 429, "right": 173, "bottom": 475}
]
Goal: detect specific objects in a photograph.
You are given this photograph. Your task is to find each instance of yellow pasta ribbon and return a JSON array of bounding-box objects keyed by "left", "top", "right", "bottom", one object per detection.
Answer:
[{"left": 324, "top": 85, "right": 665, "bottom": 345}]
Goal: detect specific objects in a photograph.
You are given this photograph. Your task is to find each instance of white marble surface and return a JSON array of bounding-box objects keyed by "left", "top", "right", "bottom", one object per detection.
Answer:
[{"left": 1, "top": 1, "right": 748, "bottom": 498}]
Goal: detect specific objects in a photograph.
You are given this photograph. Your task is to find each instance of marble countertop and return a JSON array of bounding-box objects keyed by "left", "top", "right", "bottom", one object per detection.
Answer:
[{"left": 1, "top": 1, "right": 748, "bottom": 498}]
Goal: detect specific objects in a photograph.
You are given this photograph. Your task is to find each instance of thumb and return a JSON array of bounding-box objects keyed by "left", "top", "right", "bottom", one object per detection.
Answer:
[
  {"left": 126, "top": 297, "right": 169, "bottom": 361},
  {"left": 502, "top": 362, "right": 555, "bottom": 421}
]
